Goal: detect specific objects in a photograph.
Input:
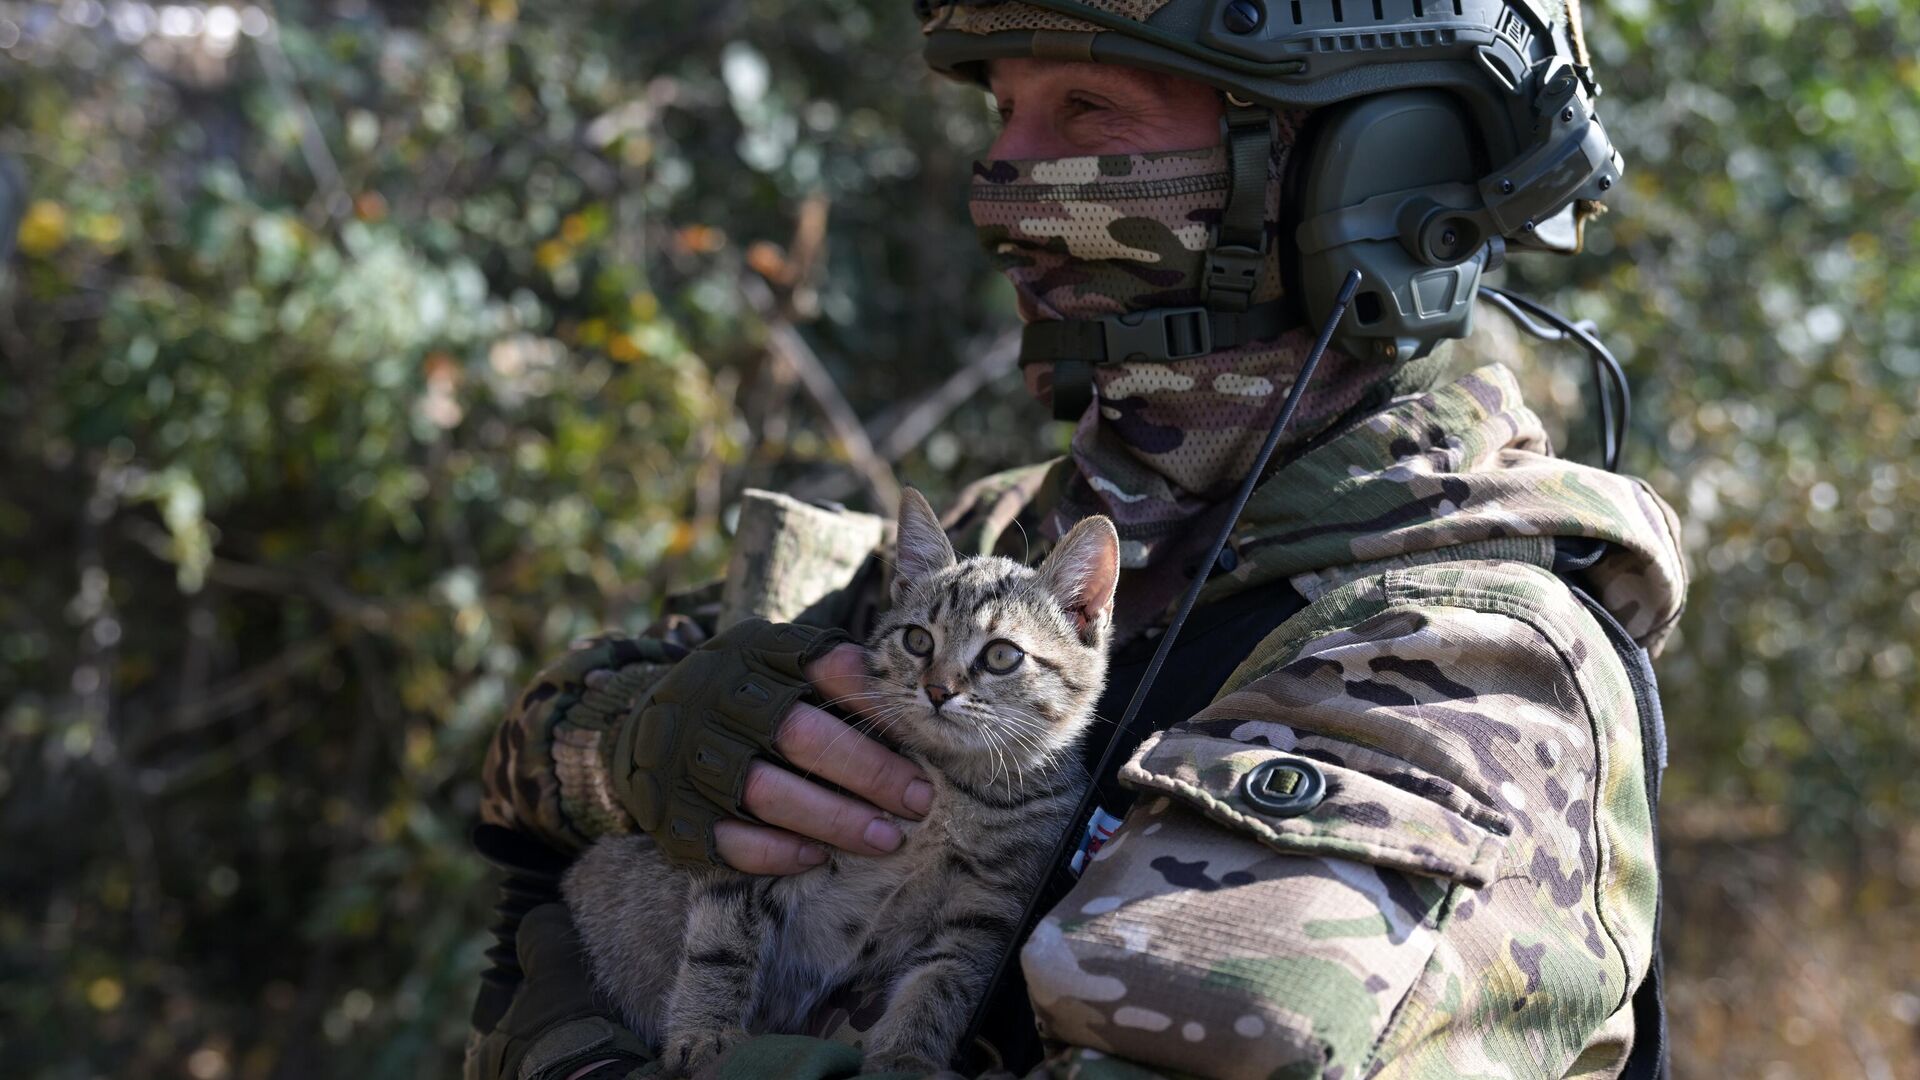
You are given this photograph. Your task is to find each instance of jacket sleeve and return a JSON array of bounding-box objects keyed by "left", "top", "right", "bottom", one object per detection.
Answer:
[
  {"left": 1019, "top": 561, "right": 1659, "bottom": 1079},
  {"left": 467, "top": 632, "right": 696, "bottom": 1077},
  {"left": 479, "top": 632, "right": 692, "bottom": 855}
]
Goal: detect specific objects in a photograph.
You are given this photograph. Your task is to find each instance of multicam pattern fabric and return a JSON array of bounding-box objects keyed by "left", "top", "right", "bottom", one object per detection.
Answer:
[
  {"left": 918, "top": 0, "right": 1174, "bottom": 38},
  {"left": 917, "top": 0, "right": 1574, "bottom": 43},
  {"left": 970, "top": 128, "right": 1389, "bottom": 569},
  {"left": 1199, "top": 363, "right": 1687, "bottom": 651},
  {"left": 971, "top": 147, "right": 1242, "bottom": 321},
  {"left": 480, "top": 634, "right": 689, "bottom": 854},
  {"left": 476, "top": 358, "right": 1686, "bottom": 1078},
  {"left": 1025, "top": 562, "right": 1659, "bottom": 1078},
  {"left": 1014, "top": 363, "right": 1684, "bottom": 1078}
]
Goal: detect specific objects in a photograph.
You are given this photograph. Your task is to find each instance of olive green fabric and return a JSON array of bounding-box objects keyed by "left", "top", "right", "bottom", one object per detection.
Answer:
[
  {"left": 611, "top": 618, "right": 851, "bottom": 867},
  {"left": 466, "top": 905, "right": 650, "bottom": 1080}
]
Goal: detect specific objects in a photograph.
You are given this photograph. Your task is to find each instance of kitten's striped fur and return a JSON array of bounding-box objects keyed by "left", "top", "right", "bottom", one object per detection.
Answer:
[{"left": 564, "top": 488, "right": 1118, "bottom": 1074}]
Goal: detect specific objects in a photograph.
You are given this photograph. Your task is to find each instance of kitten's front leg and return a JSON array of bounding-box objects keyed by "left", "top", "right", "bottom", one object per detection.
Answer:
[
  {"left": 660, "top": 874, "right": 770, "bottom": 1076},
  {"left": 861, "top": 927, "right": 1000, "bottom": 1072}
]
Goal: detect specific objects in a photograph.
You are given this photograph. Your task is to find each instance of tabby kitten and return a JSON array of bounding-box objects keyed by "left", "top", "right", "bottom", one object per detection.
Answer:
[{"left": 563, "top": 487, "right": 1118, "bottom": 1074}]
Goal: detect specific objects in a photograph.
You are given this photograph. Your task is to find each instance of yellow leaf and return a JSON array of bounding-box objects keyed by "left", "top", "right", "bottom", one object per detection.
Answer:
[
  {"left": 560, "top": 213, "right": 589, "bottom": 245},
  {"left": 17, "top": 200, "right": 69, "bottom": 257},
  {"left": 667, "top": 521, "right": 697, "bottom": 556},
  {"left": 535, "top": 239, "right": 570, "bottom": 271},
  {"left": 405, "top": 728, "right": 435, "bottom": 772},
  {"left": 78, "top": 212, "right": 126, "bottom": 251},
  {"left": 608, "top": 333, "right": 644, "bottom": 363},
  {"left": 629, "top": 291, "right": 659, "bottom": 322},
  {"left": 87, "top": 976, "right": 124, "bottom": 1012}
]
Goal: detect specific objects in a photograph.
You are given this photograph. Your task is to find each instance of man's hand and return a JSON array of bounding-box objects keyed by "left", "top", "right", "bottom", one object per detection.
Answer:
[
  {"left": 715, "top": 641, "right": 933, "bottom": 874},
  {"left": 612, "top": 619, "right": 932, "bottom": 876}
]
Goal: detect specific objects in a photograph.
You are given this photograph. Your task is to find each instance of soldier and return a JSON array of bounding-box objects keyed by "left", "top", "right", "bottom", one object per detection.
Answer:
[{"left": 466, "top": 2, "right": 1687, "bottom": 1078}]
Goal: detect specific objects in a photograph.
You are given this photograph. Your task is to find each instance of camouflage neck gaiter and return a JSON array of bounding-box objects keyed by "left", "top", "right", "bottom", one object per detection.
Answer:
[{"left": 970, "top": 114, "right": 1388, "bottom": 568}]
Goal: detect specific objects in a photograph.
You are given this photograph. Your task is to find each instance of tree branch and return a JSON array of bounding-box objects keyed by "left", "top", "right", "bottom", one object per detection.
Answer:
[
  {"left": 135, "top": 637, "right": 339, "bottom": 753},
  {"left": 254, "top": 12, "right": 353, "bottom": 228},
  {"left": 740, "top": 274, "right": 901, "bottom": 517},
  {"left": 870, "top": 328, "right": 1022, "bottom": 461}
]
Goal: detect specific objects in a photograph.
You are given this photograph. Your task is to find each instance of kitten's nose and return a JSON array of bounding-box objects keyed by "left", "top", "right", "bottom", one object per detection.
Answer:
[{"left": 924, "top": 683, "right": 954, "bottom": 709}]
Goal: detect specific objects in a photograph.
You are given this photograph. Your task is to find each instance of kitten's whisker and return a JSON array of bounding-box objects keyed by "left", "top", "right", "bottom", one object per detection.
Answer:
[{"left": 796, "top": 698, "right": 920, "bottom": 782}]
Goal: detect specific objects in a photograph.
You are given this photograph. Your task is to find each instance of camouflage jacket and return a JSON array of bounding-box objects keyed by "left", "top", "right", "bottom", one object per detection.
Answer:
[{"left": 475, "top": 362, "right": 1687, "bottom": 1079}]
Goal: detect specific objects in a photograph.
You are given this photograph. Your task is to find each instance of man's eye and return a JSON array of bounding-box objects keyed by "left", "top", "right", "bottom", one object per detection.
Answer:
[{"left": 1064, "top": 94, "right": 1106, "bottom": 115}]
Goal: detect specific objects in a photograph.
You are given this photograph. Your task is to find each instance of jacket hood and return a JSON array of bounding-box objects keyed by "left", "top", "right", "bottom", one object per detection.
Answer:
[{"left": 1208, "top": 363, "right": 1689, "bottom": 652}]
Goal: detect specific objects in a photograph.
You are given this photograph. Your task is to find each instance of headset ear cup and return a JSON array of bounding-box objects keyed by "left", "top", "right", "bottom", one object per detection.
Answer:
[{"left": 1291, "top": 90, "right": 1487, "bottom": 363}]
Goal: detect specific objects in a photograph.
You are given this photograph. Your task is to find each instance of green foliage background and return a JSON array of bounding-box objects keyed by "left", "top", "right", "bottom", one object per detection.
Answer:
[{"left": 1, "top": 1, "right": 1915, "bottom": 1076}]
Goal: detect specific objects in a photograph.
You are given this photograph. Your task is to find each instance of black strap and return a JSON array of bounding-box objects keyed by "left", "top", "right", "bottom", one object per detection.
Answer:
[
  {"left": 1204, "top": 101, "right": 1272, "bottom": 312},
  {"left": 1555, "top": 541, "right": 1670, "bottom": 1080},
  {"left": 1021, "top": 299, "right": 1301, "bottom": 420}
]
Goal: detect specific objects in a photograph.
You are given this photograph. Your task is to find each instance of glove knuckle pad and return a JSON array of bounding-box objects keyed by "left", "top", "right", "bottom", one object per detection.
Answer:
[
  {"left": 613, "top": 618, "right": 847, "bottom": 870},
  {"left": 631, "top": 703, "right": 678, "bottom": 768},
  {"left": 624, "top": 770, "right": 666, "bottom": 830}
]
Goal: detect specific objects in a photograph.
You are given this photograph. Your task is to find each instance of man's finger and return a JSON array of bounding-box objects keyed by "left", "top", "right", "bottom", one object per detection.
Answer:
[
  {"left": 740, "top": 759, "right": 908, "bottom": 856},
  {"left": 776, "top": 701, "right": 932, "bottom": 820},
  {"left": 712, "top": 819, "right": 830, "bottom": 877},
  {"left": 805, "top": 643, "right": 884, "bottom": 721}
]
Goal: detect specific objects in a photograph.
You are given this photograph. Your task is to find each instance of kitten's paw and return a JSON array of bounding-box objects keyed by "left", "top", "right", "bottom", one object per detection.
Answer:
[{"left": 660, "top": 1026, "right": 748, "bottom": 1077}]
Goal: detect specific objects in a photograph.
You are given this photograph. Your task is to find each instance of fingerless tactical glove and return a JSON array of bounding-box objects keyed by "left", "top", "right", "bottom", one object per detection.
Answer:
[{"left": 609, "top": 618, "right": 849, "bottom": 867}]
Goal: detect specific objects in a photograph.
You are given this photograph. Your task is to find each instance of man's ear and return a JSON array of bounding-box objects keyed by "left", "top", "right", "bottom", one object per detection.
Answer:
[
  {"left": 893, "top": 487, "right": 957, "bottom": 602},
  {"left": 1036, "top": 515, "right": 1119, "bottom": 643}
]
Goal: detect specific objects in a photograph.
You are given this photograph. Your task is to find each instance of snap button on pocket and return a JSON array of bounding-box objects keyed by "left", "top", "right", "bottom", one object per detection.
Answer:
[{"left": 1243, "top": 757, "right": 1326, "bottom": 817}]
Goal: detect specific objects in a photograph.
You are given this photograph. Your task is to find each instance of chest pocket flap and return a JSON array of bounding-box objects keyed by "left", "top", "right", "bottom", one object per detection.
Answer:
[
  {"left": 1118, "top": 728, "right": 1512, "bottom": 890},
  {"left": 1021, "top": 727, "right": 1516, "bottom": 1080}
]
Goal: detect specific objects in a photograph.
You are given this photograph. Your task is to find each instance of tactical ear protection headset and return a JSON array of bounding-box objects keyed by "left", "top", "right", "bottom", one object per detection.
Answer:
[{"left": 923, "top": 0, "right": 1627, "bottom": 428}]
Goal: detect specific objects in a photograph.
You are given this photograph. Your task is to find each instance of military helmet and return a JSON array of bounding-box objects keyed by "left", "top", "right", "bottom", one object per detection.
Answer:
[{"left": 919, "top": 0, "right": 1622, "bottom": 371}]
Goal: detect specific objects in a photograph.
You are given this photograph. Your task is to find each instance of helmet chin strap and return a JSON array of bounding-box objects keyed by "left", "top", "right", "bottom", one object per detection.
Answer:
[
  {"left": 1020, "top": 97, "right": 1300, "bottom": 421},
  {"left": 1202, "top": 97, "right": 1272, "bottom": 312}
]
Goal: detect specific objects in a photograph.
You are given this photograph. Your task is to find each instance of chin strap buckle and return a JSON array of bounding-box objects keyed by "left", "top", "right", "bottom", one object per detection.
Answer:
[
  {"left": 1202, "top": 244, "right": 1265, "bottom": 311},
  {"left": 1205, "top": 99, "right": 1273, "bottom": 313},
  {"left": 1101, "top": 306, "right": 1213, "bottom": 364}
]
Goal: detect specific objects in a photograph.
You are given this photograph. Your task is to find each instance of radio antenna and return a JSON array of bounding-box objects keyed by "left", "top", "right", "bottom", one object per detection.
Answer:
[{"left": 962, "top": 269, "right": 1365, "bottom": 1056}]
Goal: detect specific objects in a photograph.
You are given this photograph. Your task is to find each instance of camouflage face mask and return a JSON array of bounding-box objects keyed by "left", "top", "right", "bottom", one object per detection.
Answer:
[
  {"left": 970, "top": 146, "right": 1233, "bottom": 322},
  {"left": 971, "top": 122, "right": 1388, "bottom": 570}
]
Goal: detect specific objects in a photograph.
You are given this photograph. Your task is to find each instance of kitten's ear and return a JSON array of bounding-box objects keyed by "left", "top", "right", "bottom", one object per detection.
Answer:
[
  {"left": 1037, "top": 515, "right": 1119, "bottom": 643},
  {"left": 893, "top": 487, "right": 956, "bottom": 600}
]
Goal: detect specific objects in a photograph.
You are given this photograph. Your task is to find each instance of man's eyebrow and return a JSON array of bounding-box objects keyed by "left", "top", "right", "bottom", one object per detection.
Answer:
[{"left": 1068, "top": 65, "right": 1187, "bottom": 98}]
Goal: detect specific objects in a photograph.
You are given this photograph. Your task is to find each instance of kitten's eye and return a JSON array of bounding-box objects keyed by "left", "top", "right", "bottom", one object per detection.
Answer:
[
  {"left": 980, "top": 639, "right": 1025, "bottom": 674},
  {"left": 903, "top": 626, "right": 934, "bottom": 657}
]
